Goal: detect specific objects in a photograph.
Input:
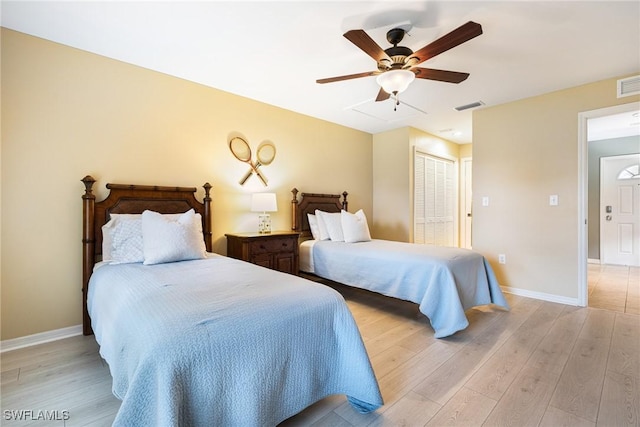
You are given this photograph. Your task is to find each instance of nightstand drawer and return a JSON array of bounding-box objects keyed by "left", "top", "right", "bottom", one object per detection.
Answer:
[
  {"left": 249, "top": 238, "right": 295, "bottom": 255},
  {"left": 225, "top": 231, "right": 300, "bottom": 275}
]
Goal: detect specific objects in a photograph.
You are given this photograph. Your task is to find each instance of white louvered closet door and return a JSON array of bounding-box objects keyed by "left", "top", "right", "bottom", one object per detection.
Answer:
[{"left": 414, "top": 152, "right": 455, "bottom": 246}]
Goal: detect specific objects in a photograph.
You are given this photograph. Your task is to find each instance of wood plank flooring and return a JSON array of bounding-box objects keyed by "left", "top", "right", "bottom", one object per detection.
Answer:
[
  {"left": 589, "top": 264, "right": 639, "bottom": 314},
  {"left": 2, "top": 278, "right": 638, "bottom": 426}
]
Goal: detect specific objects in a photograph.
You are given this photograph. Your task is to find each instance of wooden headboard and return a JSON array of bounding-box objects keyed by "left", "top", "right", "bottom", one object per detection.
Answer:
[
  {"left": 81, "top": 175, "right": 212, "bottom": 335},
  {"left": 290, "top": 188, "right": 348, "bottom": 238}
]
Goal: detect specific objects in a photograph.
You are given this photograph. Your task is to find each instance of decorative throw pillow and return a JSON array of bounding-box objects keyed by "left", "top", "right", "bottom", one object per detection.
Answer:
[
  {"left": 307, "top": 213, "right": 320, "bottom": 240},
  {"left": 102, "top": 214, "right": 132, "bottom": 261},
  {"left": 102, "top": 214, "right": 144, "bottom": 264},
  {"left": 341, "top": 209, "right": 372, "bottom": 243},
  {"left": 141, "top": 209, "right": 207, "bottom": 265},
  {"left": 317, "top": 210, "right": 344, "bottom": 242}
]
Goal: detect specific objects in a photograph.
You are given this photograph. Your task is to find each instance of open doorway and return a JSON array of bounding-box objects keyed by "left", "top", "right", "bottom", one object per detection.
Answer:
[{"left": 579, "top": 103, "right": 640, "bottom": 313}]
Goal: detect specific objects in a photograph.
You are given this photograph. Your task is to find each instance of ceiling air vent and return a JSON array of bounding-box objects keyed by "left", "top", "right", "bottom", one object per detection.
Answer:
[
  {"left": 617, "top": 75, "right": 640, "bottom": 98},
  {"left": 454, "top": 101, "right": 484, "bottom": 111}
]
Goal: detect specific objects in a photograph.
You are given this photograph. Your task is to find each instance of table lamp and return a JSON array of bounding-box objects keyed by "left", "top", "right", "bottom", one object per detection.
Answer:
[{"left": 251, "top": 193, "right": 277, "bottom": 233}]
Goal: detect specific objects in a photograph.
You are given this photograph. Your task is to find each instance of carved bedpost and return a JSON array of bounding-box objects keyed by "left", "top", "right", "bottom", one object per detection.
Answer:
[
  {"left": 342, "top": 191, "right": 349, "bottom": 212},
  {"left": 203, "top": 182, "right": 213, "bottom": 252},
  {"left": 291, "top": 188, "right": 299, "bottom": 231},
  {"left": 81, "top": 175, "right": 96, "bottom": 336}
]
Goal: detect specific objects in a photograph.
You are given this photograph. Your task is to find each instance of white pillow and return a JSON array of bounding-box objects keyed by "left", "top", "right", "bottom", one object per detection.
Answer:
[
  {"left": 316, "top": 210, "right": 344, "bottom": 242},
  {"left": 307, "top": 213, "right": 320, "bottom": 240},
  {"left": 314, "top": 210, "right": 331, "bottom": 241},
  {"left": 102, "top": 212, "right": 204, "bottom": 263},
  {"left": 102, "top": 214, "right": 144, "bottom": 264},
  {"left": 102, "top": 214, "right": 125, "bottom": 260},
  {"left": 341, "top": 209, "right": 372, "bottom": 243},
  {"left": 142, "top": 209, "right": 207, "bottom": 265}
]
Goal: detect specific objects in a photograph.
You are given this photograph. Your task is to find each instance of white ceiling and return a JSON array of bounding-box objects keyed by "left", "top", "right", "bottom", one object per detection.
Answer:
[
  {"left": 588, "top": 110, "right": 640, "bottom": 141},
  {"left": 2, "top": 1, "right": 639, "bottom": 144}
]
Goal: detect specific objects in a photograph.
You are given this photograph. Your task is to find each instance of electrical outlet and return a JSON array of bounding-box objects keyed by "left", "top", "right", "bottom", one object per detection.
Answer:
[
  {"left": 482, "top": 196, "right": 489, "bottom": 207},
  {"left": 498, "top": 254, "right": 506, "bottom": 264}
]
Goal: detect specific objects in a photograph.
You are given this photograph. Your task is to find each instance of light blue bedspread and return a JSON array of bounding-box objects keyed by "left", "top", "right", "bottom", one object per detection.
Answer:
[
  {"left": 88, "top": 255, "right": 382, "bottom": 426},
  {"left": 312, "top": 240, "right": 509, "bottom": 338}
]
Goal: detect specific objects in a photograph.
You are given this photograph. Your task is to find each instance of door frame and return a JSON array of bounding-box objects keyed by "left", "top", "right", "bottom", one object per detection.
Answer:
[
  {"left": 460, "top": 157, "right": 473, "bottom": 249},
  {"left": 577, "top": 101, "right": 640, "bottom": 306}
]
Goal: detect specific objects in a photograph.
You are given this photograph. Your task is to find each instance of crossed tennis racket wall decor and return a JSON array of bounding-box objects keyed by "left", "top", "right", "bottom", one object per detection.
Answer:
[{"left": 229, "top": 135, "right": 276, "bottom": 186}]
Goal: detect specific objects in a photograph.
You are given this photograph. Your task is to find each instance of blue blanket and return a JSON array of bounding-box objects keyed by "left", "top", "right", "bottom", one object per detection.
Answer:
[
  {"left": 312, "top": 240, "right": 509, "bottom": 338},
  {"left": 88, "top": 255, "right": 382, "bottom": 426}
]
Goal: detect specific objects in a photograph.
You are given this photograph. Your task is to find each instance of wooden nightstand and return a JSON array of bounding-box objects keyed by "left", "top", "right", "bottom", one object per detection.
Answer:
[{"left": 225, "top": 231, "right": 300, "bottom": 275}]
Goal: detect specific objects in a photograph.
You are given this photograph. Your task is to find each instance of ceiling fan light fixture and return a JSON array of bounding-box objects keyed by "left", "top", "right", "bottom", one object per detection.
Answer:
[{"left": 376, "top": 69, "right": 415, "bottom": 95}]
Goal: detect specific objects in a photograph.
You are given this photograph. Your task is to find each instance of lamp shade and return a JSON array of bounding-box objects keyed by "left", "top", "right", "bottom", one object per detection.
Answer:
[
  {"left": 251, "top": 193, "right": 277, "bottom": 212},
  {"left": 376, "top": 69, "right": 415, "bottom": 94}
]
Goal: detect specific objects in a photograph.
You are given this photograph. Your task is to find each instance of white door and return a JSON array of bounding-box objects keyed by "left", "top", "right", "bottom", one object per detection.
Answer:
[
  {"left": 600, "top": 154, "right": 640, "bottom": 266},
  {"left": 414, "top": 152, "right": 456, "bottom": 246}
]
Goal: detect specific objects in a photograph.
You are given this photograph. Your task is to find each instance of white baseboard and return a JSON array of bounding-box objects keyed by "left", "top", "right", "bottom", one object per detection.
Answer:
[
  {"left": 0, "top": 325, "right": 83, "bottom": 353},
  {"left": 502, "top": 286, "right": 579, "bottom": 306},
  {"left": 588, "top": 258, "right": 601, "bottom": 265}
]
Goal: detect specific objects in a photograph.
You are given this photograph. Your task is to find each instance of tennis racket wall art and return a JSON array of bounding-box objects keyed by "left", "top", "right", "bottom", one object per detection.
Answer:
[{"left": 228, "top": 134, "right": 276, "bottom": 186}]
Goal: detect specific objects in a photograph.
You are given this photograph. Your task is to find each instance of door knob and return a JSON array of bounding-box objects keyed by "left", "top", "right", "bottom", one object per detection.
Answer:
[{"left": 606, "top": 215, "right": 612, "bottom": 221}]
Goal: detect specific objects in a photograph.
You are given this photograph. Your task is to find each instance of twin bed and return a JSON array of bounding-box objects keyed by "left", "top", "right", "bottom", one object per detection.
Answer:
[
  {"left": 81, "top": 177, "right": 382, "bottom": 426},
  {"left": 290, "top": 188, "right": 509, "bottom": 339},
  {"left": 82, "top": 177, "right": 508, "bottom": 425}
]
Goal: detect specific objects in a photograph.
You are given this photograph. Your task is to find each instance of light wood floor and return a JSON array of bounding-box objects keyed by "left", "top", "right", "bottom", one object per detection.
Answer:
[
  {"left": 588, "top": 264, "right": 639, "bottom": 315},
  {"left": 2, "top": 280, "right": 638, "bottom": 426}
]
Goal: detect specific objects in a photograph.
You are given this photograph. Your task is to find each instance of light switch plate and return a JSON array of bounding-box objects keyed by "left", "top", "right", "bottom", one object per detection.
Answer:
[
  {"left": 482, "top": 196, "right": 489, "bottom": 207},
  {"left": 550, "top": 195, "right": 559, "bottom": 206}
]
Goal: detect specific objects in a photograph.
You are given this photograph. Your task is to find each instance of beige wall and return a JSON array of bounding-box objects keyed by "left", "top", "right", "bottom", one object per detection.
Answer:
[
  {"left": 372, "top": 127, "right": 460, "bottom": 242},
  {"left": 372, "top": 128, "right": 411, "bottom": 240},
  {"left": 1, "top": 29, "right": 373, "bottom": 340},
  {"left": 459, "top": 143, "right": 472, "bottom": 159},
  {"left": 473, "top": 76, "right": 640, "bottom": 300}
]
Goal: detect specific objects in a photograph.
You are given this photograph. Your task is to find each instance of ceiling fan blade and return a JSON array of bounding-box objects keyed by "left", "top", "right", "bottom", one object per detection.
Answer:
[
  {"left": 407, "top": 21, "right": 482, "bottom": 65},
  {"left": 375, "top": 87, "right": 391, "bottom": 102},
  {"left": 343, "top": 29, "right": 391, "bottom": 63},
  {"left": 316, "top": 70, "right": 378, "bottom": 84},
  {"left": 412, "top": 68, "right": 470, "bottom": 83}
]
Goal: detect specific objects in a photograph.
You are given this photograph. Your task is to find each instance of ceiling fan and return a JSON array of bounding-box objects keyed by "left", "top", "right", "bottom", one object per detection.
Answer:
[{"left": 317, "top": 21, "right": 483, "bottom": 107}]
